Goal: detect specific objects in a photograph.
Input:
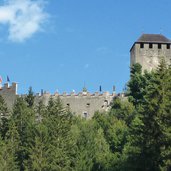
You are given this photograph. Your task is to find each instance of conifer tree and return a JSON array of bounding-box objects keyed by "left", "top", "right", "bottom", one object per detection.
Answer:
[
  {"left": 127, "top": 63, "right": 144, "bottom": 106},
  {"left": 74, "top": 120, "right": 97, "bottom": 171},
  {"left": 93, "top": 112, "right": 128, "bottom": 170},
  {"left": 0, "top": 95, "right": 8, "bottom": 115},
  {"left": 12, "top": 97, "right": 36, "bottom": 171},
  {"left": 142, "top": 59, "right": 171, "bottom": 170},
  {"left": 127, "top": 63, "right": 153, "bottom": 107},
  {"left": 0, "top": 120, "right": 19, "bottom": 170},
  {"left": 0, "top": 95, "right": 10, "bottom": 139},
  {"left": 92, "top": 128, "right": 111, "bottom": 171},
  {"left": 44, "top": 97, "right": 74, "bottom": 170},
  {"left": 27, "top": 123, "right": 50, "bottom": 171},
  {"left": 0, "top": 138, "right": 18, "bottom": 170},
  {"left": 25, "top": 86, "right": 35, "bottom": 108},
  {"left": 126, "top": 59, "right": 171, "bottom": 171},
  {"left": 110, "top": 97, "right": 134, "bottom": 125},
  {"left": 35, "top": 100, "right": 46, "bottom": 123}
]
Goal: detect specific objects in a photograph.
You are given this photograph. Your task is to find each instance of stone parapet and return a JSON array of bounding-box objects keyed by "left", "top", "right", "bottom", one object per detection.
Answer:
[{"left": 0, "top": 82, "right": 18, "bottom": 109}]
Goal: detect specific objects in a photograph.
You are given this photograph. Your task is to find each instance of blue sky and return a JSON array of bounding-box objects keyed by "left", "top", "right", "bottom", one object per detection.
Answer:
[{"left": 0, "top": 0, "right": 171, "bottom": 94}]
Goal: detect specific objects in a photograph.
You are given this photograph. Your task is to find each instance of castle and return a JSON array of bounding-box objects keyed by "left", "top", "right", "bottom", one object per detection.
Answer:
[
  {"left": 130, "top": 34, "right": 171, "bottom": 71},
  {"left": 1, "top": 34, "right": 171, "bottom": 118},
  {"left": 0, "top": 83, "right": 117, "bottom": 118}
]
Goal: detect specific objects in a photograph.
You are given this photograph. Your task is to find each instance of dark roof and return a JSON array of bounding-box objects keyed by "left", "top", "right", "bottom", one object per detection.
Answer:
[{"left": 136, "top": 34, "right": 171, "bottom": 43}]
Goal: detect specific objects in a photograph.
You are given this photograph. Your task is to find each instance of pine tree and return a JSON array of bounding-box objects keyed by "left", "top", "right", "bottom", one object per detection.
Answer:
[
  {"left": 27, "top": 123, "right": 50, "bottom": 171},
  {"left": 93, "top": 112, "right": 128, "bottom": 170},
  {"left": 74, "top": 120, "right": 97, "bottom": 171},
  {"left": 35, "top": 100, "right": 46, "bottom": 122},
  {"left": 0, "top": 120, "right": 19, "bottom": 171},
  {"left": 0, "top": 95, "right": 10, "bottom": 139},
  {"left": 110, "top": 97, "right": 134, "bottom": 126},
  {"left": 127, "top": 63, "right": 153, "bottom": 107},
  {"left": 0, "top": 95, "right": 8, "bottom": 115},
  {"left": 0, "top": 138, "right": 18, "bottom": 171},
  {"left": 125, "top": 59, "right": 171, "bottom": 171},
  {"left": 92, "top": 128, "right": 111, "bottom": 171},
  {"left": 142, "top": 59, "right": 171, "bottom": 170},
  {"left": 12, "top": 97, "right": 36, "bottom": 171},
  {"left": 44, "top": 97, "right": 74, "bottom": 170},
  {"left": 25, "top": 86, "right": 35, "bottom": 108}
]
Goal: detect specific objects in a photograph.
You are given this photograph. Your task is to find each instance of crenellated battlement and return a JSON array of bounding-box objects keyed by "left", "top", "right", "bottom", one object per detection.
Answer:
[
  {"left": 33, "top": 90, "right": 119, "bottom": 118},
  {"left": 0, "top": 82, "right": 124, "bottom": 118},
  {"left": 0, "top": 82, "right": 18, "bottom": 95},
  {"left": 36, "top": 91, "right": 116, "bottom": 98},
  {"left": 0, "top": 82, "right": 18, "bottom": 109}
]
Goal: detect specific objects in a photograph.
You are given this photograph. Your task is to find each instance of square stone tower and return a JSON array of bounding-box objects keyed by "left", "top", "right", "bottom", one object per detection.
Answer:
[{"left": 130, "top": 34, "right": 171, "bottom": 72}]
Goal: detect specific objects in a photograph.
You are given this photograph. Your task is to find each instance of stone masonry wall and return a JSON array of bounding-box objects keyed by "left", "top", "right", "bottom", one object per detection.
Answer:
[
  {"left": 34, "top": 91, "right": 116, "bottom": 118},
  {"left": 131, "top": 43, "right": 171, "bottom": 72},
  {"left": 0, "top": 83, "right": 18, "bottom": 109},
  {"left": 0, "top": 83, "right": 116, "bottom": 118}
]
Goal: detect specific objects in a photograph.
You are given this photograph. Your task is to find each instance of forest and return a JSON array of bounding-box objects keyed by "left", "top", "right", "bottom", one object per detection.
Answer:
[{"left": 0, "top": 59, "right": 170, "bottom": 171}]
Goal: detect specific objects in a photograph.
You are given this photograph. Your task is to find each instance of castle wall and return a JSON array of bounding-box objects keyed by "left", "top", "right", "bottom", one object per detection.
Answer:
[
  {"left": 34, "top": 91, "right": 116, "bottom": 118},
  {"left": 0, "top": 83, "right": 18, "bottom": 109},
  {"left": 0, "top": 82, "right": 116, "bottom": 118},
  {"left": 131, "top": 43, "right": 171, "bottom": 72}
]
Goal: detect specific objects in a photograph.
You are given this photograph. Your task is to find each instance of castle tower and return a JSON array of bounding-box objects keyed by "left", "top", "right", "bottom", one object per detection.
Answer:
[
  {"left": 130, "top": 34, "right": 171, "bottom": 72},
  {"left": 0, "top": 82, "right": 18, "bottom": 109}
]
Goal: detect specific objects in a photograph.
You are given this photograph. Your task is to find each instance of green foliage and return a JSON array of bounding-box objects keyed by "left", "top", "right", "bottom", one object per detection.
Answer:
[
  {"left": 12, "top": 97, "right": 36, "bottom": 170},
  {"left": 0, "top": 137, "right": 19, "bottom": 171},
  {"left": 93, "top": 128, "right": 111, "bottom": 171},
  {"left": 27, "top": 123, "right": 49, "bottom": 171},
  {"left": 0, "top": 120, "right": 19, "bottom": 170},
  {"left": 0, "top": 95, "right": 8, "bottom": 115},
  {"left": 43, "top": 97, "right": 75, "bottom": 170},
  {"left": 0, "top": 95, "right": 9, "bottom": 139},
  {"left": 72, "top": 118, "right": 111, "bottom": 171},
  {"left": 127, "top": 63, "right": 154, "bottom": 107},
  {"left": 25, "top": 86, "right": 35, "bottom": 108},
  {"left": 74, "top": 120, "right": 96, "bottom": 170},
  {"left": 125, "top": 59, "right": 171, "bottom": 171},
  {"left": 93, "top": 112, "right": 129, "bottom": 170},
  {"left": 110, "top": 97, "right": 134, "bottom": 125},
  {"left": 0, "top": 60, "right": 170, "bottom": 171}
]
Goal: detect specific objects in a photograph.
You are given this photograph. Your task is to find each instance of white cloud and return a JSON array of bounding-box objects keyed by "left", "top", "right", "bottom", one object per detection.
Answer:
[{"left": 0, "top": 0, "right": 48, "bottom": 42}]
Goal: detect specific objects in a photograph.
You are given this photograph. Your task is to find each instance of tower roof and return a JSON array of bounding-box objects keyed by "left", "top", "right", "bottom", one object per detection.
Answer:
[
  {"left": 136, "top": 34, "right": 171, "bottom": 43},
  {"left": 130, "top": 33, "right": 171, "bottom": 51}
]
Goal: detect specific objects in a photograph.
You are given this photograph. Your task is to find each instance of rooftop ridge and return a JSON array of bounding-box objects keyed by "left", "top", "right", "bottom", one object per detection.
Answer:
[{"left": 136, "top": 33, "right": 171, "bottom": 43}]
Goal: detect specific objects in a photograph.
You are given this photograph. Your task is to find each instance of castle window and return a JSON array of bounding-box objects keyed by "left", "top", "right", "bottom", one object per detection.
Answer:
[
  {"left": 67, "top": 103, "right": 70, "bottom": 107},
  {"left": 104, "top": 100, "right": 108, "bottom": 106},
  {"left": 167, "top": 44, "right": 170, "bottom": 49},
  {"left": 86, "top": 103, "right": 90, "bottom": 107},
  {"left": 149, "top": 43, "right": 153, "bottom": 49},
  {"left": 140, "top": 43, "right": 144, "bottom": 48},
  {"left": 158, "top": 43, "right": 161, "bottom": 49},
  {"left": 83, "top": 112, "right": 88, "bottom": 118}
]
